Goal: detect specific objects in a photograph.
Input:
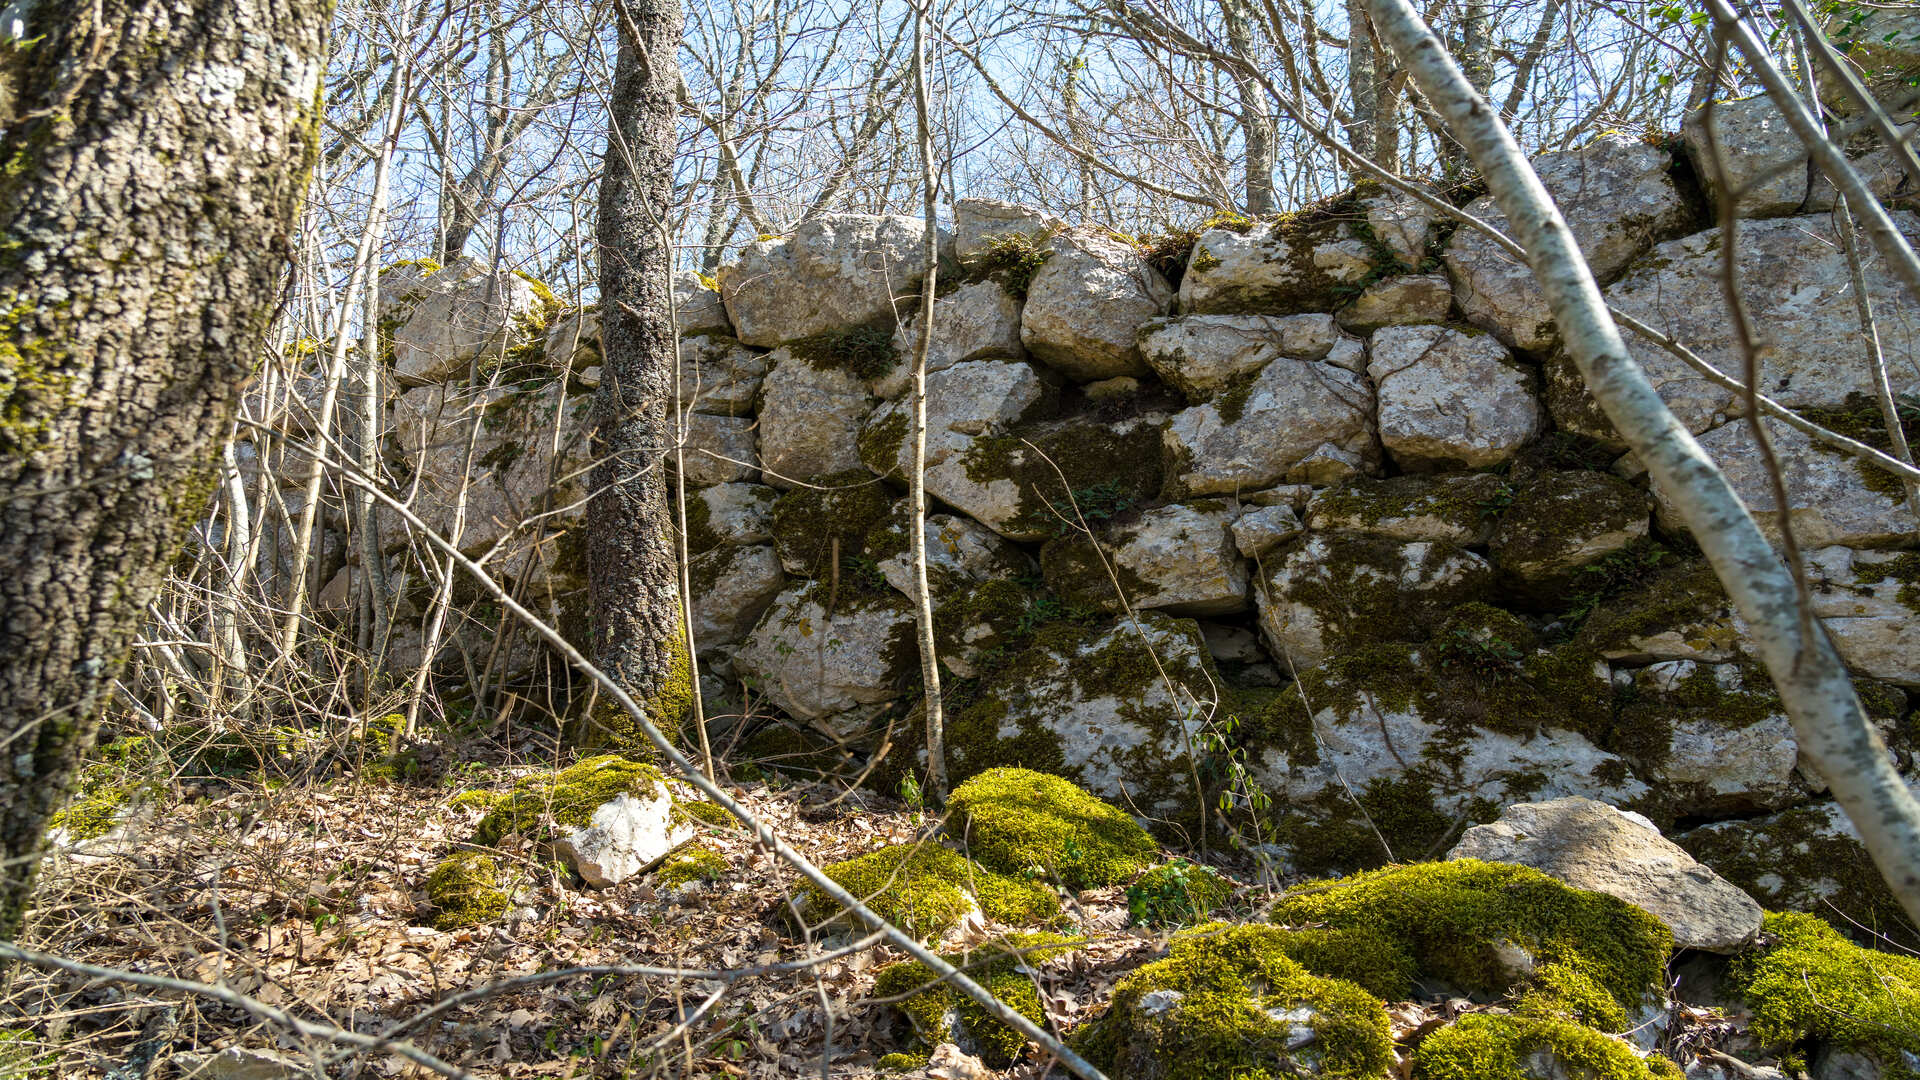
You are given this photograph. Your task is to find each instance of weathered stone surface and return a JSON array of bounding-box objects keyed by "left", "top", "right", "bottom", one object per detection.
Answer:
[
  {"left": 1230, "top": 503, "right": 1303, "bottom": 560},
  {"left": 1137, "top": 313, "right": 1339, "bottom": 401},
  {"left": 1043, "top": 502, "right": 1249, "bottom": 616},
  {"left": 1818, "top": 5, "right": 1920, "bottom": 114},
  {"left": 1448, "top": 797, "right": 1764, "bottom": 952},
  {"left": 673, "top": 413, "right": 757, "bottom": 485},
  {"left": 552, "top": 786, "right": 697, "bottom": 888},
  {"left": 718, "top": 214, "right": 946, "bottom": 346},
  {"left": 756, "top": 352, "right": 872, "bottom": 487},
  {"left": 734, "top": 585, "right": 914, "bottom": 722},
  {"left": 1360, "top": 184, "right": 1445, "bottom": 265},
  {"left": 172, "top": 1047, "right": 307, "bottom": 1080},
  {"left": 378, "top": 258, "right": 480, "bottom": 321},
  {"left": 875, "top": 511, "right": 1029, "bottom": 597},
  {"left": 1305, "top": 473, "right": 1510, "bottom": 546},
  {"left": 953, "top": 197, "right": 1065, "bottom": 266},
  {"left": 1804, "top": 546, "right": 1920, "bottom": 687},
  {"left": 689, "top": 544, "right": 784, "bottom": 647},
  {"left": 1652, "top": 419, "right": 1919, "bottom": 549},
  {"left": 876, "top": 281, "right": 1025, "bottom": 398},
  {"left": 1335, "top": 274, "right": 1452, "bottom": 333},
  {"left": 544, "top": 308, "right": 602, "bottom": 372},
  {"left": 1444, "top": 134, "right": 1690, "bottom": 350},
  {"left": 1579, "top": 213, "right": 1920, "bottom": 438},
  {"left": 940, "top": 613, "right": 1218, "bottom": 815},
  {"left": 393, "top": 268, "right": 546, "bottom": 385},
  {"left": 1804, "top": 127, "right": 1919, "bottom": 211},
  {"left": 1615, "top": 661, "right": 1808, "bottom": 816},
  {"left": 927, "top": 415, "right": 1165, "bottom": 542},
  {"left": 1683, "top": 95, "right": 1812, "bottom": 218},
  {"left": 1179, "top": 216, "right": 1381, "bottom": 316},
  {"left": 1254, "top": 533, "right": 1495, "bottom": 668},
  {"left": 678, "top": 335, "right": 768, "bottom": 416},
  {"left": 859, "top": 360, "right": 1046, "bottom": 482},
  {"left": 1368, "top": 325, "right": 1541, "bottom": 470},
  {"left": 688, "top": 483, "right": 778, "bottom": 550},
  {"left": 1020, "top": 226, "right": 1174, "bottom": 380},
  {"left": 1163, "top": 358, "right": 1378, "bottom": 495},
  {"left": 673, "top": 269, "right": 733, "bottom": 336},
  {"left": 1490, "top": 471, "right": 1649, "bottom": 595}
]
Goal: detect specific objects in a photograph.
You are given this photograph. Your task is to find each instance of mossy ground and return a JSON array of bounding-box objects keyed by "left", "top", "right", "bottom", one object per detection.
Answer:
[
  {"left": 1071, "top": 922, "right": 1394, "bottom": 1080},
  {"left": 1269, "top": 860, "right": 1673, "bottom": 1012},
  {"left": 1727, "top": 912, "right": 1920, "bottom": 1078},
  {"left": 466, "top": 755, "right": 671, "bottom": 846},
  {"left": 1415, "top": 1013, "right": 1679, "bottom": 1080},
  {"left": 655, "top": 844, "right": 726, "bottom": 888},
  {"left": 872, "top": 933, "right": 1076, "bottom": 1067},
  {"left": 426, "top": 852, "right": 510, "bottom": 931},
  {"left": 945, "top": 768, "right": 1159, "bottom": 890},
  {"left": 1126, "top": 859, "right": 1235, "bottom": 929},
  {"left": 48, "top": 735, "right": 161, "bottom": 841},
  {"left": 802, "top": 842, "right": 1061, "bottom": 941}
]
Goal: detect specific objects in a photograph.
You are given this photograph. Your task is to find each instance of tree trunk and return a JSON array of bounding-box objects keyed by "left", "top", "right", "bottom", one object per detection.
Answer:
[
  {"left": 1221, "top": 0, "right": 1276, "bottom": 214},
  {"left": 0, "top": 0, "right": 327, "bottom": 938},
  {"left": 583, "top": 0, "right": 694, "bottom": 750},
  {"left": 1345, "top": 0, "right": 1382, "bottom": 176}
]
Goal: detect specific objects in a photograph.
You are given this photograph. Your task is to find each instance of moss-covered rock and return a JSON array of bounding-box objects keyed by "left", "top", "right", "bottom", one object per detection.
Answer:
[
  {"left": 47, "top": 735, "right": 162, "bottom": 844},
  {"left": 1567, "top": 557, "right": 1740, "bottom": 665},
  {"left": 945, "top": 768, "right": 1158, "bottom": 890},
  {"left": 467, "top": 755, "right": 672, "bottom": 846},
  {"left": 1071, "top": 922, "right": 1395, "bottom": 1080},
  {"left": 1727, "top": 912, "right": 1920, "bottom": 1080},
  {"left": 930, "top": 415, "right": 1166, "bottom": 542},
  {"left": 1489, "top": 471, "right": 1651, "bottom": 603},
  {"left": 768, "top": 470, "right": 893, "bottom": 576},
  {"left": 873, "top": 934, "right": 1077, "bottom": 1068},
  {"left": 1415, "top": 1013, "right": 1678, "bottom": 1080},
  {"left": 798, "top": 843, "right": 1061, "bottom": 941},
  {"left": 655, "top": 844, "right": 727, "bottom": 888},
  {"left": 426, "top": 852, "right": 510, "bottom": 931},
  {"left": 1254, "top": 532, "right": 1495, "bottom": 670},
  {"left": 1304, "top": 473, "right": 1511, "bottom": 545},
  {"left": 1269, "top": 860, "right": 1674, "bottom": 1013}
]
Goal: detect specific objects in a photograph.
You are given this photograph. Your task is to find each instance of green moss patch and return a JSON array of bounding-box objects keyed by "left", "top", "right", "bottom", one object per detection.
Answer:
[
  {"left": 467, "top": 755, "right": 670, "bottom": 846},
  {"left": 873, "top": 933, "right": 1077, "bottom": 1067},
  {"left": 785, "top": 323, "right": 897, "bottom": 381},
  {"left": 1127, "top": 859, "right": 1234, "bottom": 929},
  {"left": 1726, "top": 911, "right": 1920, "bottom": 1077},
  {"left": 945, "top": 767, "right": 1159, "bottom": 890},
  {"left": 957, "top": 418, "right": 1164, "bottom": 539},
  {"left": 965, "top": 233, "right": 1053, "bottom": 300},
  {"left": 1415, "top": 1013, "right": 1676, "bottom": 1080},
  {"left": 48, "top": 736, "right": 162, "bottom": 841},
  {"left": 1071, "top": 922, "right": 1394, "bottom": 1080},
  {"left": 769, "top": 471, "right": 893, "bottom": 576},
  {"left": 426, "top": 852, "right": 510, "bottom": 931},
  {"left": 801, "top": 843, "right": 1061, "bottom": 941},
  {"left": 1270, "top": 860, "right": 1673, "bottom": 1012},
  {"left": 655, "top": 844, "right": 727, "bottom": 888}
]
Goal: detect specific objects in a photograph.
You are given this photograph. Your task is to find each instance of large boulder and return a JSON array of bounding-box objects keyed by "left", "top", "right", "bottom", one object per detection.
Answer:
[
  {"left": 1254, "top": 532, "right": 1494, "bottom": 668},
  {"left": 686, "top": 482, "right": 779, "bottom": 552},
  {"left": 1137, "top": 313, "right": 1340, "bottom": 401},
  {"left": 1368, "top": 324, "right": 1542, "bottom": 470},
  {"left": 875, "top": 281, "right": 1025, "bottom": 399},
  {"left": 1652, "top": 419, "right": 1919, "bottom": 548},
  {"left": 1179, "top": 215, "right": 1383, "bottom": 316},
  {"left": 926, "top": 415, "right": 1165, "bottom": 541},
  {"left": 1571, "top": 213, "right": 1920, "bottom": 439},
  {"left": 1162, "top": 357, "right": 1378, "bottom": 495},
  {"left": 953, "top": 198, "right": 1064, "bottom": 266},
  {"left": 688, "top": 544, "right": 785, "bottom": 647},
  {"left": 1304, "top": 473, "right": 1511, "bottom": 546},
  {"left": 1611, "top": 660, "right": 1807, "bottom": 817},
  {"left": 677, "top": 335, "right": 768, "bottom": 416},
  {"left": 392, "top": 266, "right": 548, "bottom": 385},
  {"left": 679, "top": 413, "right": 760, "bottom": 485},
  {"left": 1335, "top": 273, "right": 1452, "bottom": 333},
  {"left": 858, "top": 360, "right": 1047, "bottom": 482},
  {"left": 717, "top": 214, "right": 946, "bottom": 346},
  {"left": 544, "top": 307, "right": 602, "bottom": 372},
  {"left": 1682, "top": 96, "right": 1813, "bottom": 218},
  {"left": 756, "top": 352, "right": 873, "bottom": 487},
  {"left": 1449, "top": 797, "right": 1764, "bottom": 952},
  {"left": 1041, "top": 501, "right": 1250, "bottom": 616},
  {"left": 1020, "top": 226, "right": 1173, "bottom": 380},
  {"left": 733, "top": 583, "right": 915, "bottom": 724},
  {"left": 940, "top": 613, "right": 1220, "bottom": 817},
  {"left": 1444, "top": 134, "right": 1691, "bottom": 351},
  {"left": 1229, "top": 503, "right": 1304, "bottom": 560},
  {"left": 1805, "top": 546, "right": 1920, "bottom": 688}
]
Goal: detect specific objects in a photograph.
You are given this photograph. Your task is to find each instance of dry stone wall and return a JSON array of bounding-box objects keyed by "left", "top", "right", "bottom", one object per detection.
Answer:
[{"left": 347, "top": 111, "right": 1920, "bottom": 944}]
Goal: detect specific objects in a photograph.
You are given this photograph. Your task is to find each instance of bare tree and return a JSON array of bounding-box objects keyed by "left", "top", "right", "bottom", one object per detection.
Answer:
[{"left": 0, "top": 0, "right": 328, "bottom": 937}]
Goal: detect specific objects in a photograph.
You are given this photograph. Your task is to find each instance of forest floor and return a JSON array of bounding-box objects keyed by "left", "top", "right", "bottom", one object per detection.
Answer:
[{"left": 13, "top": 736, "right": 1198, "bottom": 1080}]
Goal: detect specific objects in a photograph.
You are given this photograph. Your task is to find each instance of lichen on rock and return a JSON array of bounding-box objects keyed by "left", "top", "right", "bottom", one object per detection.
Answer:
[{"left": 873, "top": 933, "right": 1077, "bottom": 1068}]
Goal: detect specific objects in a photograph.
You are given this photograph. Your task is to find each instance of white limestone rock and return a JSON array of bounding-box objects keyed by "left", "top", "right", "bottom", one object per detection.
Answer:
[
  {"left": 718, "top": 214, "right": 947, "bottom": 346},
  {"left": 1683, "top": 95, "right": 1813, "bottom": 218},
  {"left": 875, "top": 280, "right": 1025, "bottom": 398},
  {"left": 1163, "top": 358, "right": 1378, "bottom": 495},
  {"left": 1368, "top": 324, "right": 1542, "bottom": 470},
  {"left": 1335, "top": 273, "right": 1452, "bottom": 333},
  {"left": 680, "top": 413, "right": 761, "bottom": 486},
  {"left": 858, "top": 360, "right": 1046, "bottom": 482},
  {"left": 1254, "top": 532, "right": 1495, "bottom": 669},
  {"left": 1804, "top": 545, "right": 1920, "bottom": 688},
  {"left": 1305, "top": 473, "right": 1511, "bottom": 546},
  {"left": 553, "top": 784, "right": 697, "bottom": 889},
  {"left": 1137, "top": 313, "right": 1340, "bottom": 401},
  {"left": 1020, "top": 226, "right": 1174, "bottom": 380},
  {"left": 953, "top": 197, "right": 1065, "bottom": 266},
  {"left": 673, "top": 268, "right": 733, "bottom": 336},
  {"left": 1043, "top": 502, "right": 1250, "bottom": 616},
  {"left": 678, "top": 335, "right": 768, "bottom": 416},
  {"left": 689, "top": 544, "right": 785, "bottom": 647},
  {"left": 756, "top": 351, "right": 873, "bottom": 487},
  {"left": 1229, "top": 503, "right": 1304, "bottom": 560},
  {"left": 733, "top": 585, "right": 914, "bottom": 722},
  {"left": 393, "top": 267, "right": 546, "bottom": 385},
  {"left": 689, "top": 482, "right": 779, "bottom": 549}
]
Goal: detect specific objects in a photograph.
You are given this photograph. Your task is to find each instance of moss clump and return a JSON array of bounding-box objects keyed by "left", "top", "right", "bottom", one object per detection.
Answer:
[
  {"left": 1270, "top": 860, "right": 1673, "bottom": 1012},
  {"left": 1514, "top": 962, "right": 1630, "bottom": 1033},
  {"left": 1265, "top": 926, "right": 1416, "bottom": 1002},
  {"left": 676, "top": 799, "right": 734, "bottom": 828},
  {"left": 769, "top": 471, "right": 893, "bottom": 576},
  {"left": 1726, "top": 912, "right": 1920, "bottom": 1077},
  {"left": 1127, "top": 859, "right": 1234, "bottom": 929},
  {"left": 1307, "top": 473, "right": 1511, "bottom": 540},
  {"left": 48, "top": 736, "right": 162, "bottom": 841},
  {"left": 426, "top": 852, "right": 510, "bottom": 931},
  {"left": 966, "top": 232, "right": 1053, "bottom": 300},
  {"left": 1799, "top": 394, "right": 1920, "bottom": 502},
  {"left": 1415, "top": 1014, "right": 1675, "bottom": 1080},
  {"left": 0, "top": 300, "right": 75, "bottom": 458},
  {"left": 957, "top": 418, "right": 1165, "bottom": 539},
  {"left": 875, "top": 1052, "right": 928, "bottom": 1071},
  {"left": 873, "top": 934, "right": 1076, "bottom": 1067},
  {"left": 655, "top": 844, "right": 726, "bottom": 888},
  {"left": 1568, "top": 558, "right": 1735, "bottom": 661},
  {"left": 785, "top": 323, "right": 897, "bottom": 381},
  {"left": 946, "top": 768, "right": 1158, "bottom": 890},
  {"left": 1071, "top": 922, "right": 1394, "bottom": 1080},
  {"left": 802, "top": 843, "right": 1061, "bottom": 941},
  {"left": 470, "top": 755, "right": 671, "bottom": 846}
]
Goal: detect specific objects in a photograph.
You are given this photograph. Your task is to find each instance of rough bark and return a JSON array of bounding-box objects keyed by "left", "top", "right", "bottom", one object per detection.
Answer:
[
  {"left": 583, "top": 0, "right": 694, "bottom": 749},
  {"left": 1221, "top": 0, "right": 1275, "bottom": 214},
  {"left": 0, "top": 0, "right": 328, "bottom": 938},
  {"left": 1365, "top": 0, "right": 1920, "bottom": 927}
]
